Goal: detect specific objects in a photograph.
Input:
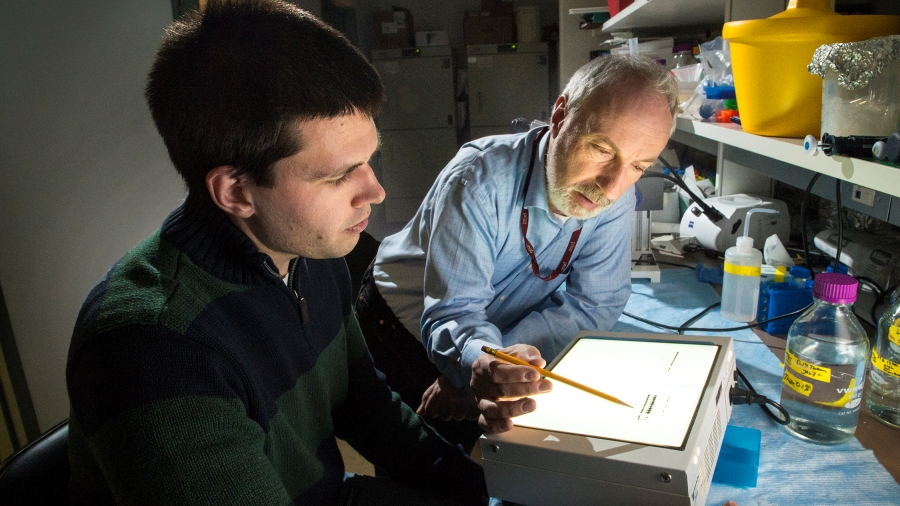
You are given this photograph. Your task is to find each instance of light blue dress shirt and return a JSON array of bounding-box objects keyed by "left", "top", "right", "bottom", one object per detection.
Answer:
[{"left": 374, "top": 127, "right": 634, "bottom": 388}]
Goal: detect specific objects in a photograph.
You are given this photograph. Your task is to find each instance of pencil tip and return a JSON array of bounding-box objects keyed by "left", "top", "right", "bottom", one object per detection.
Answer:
[{"left": 619, "top": 400, "right": 633, "bottom": 408}]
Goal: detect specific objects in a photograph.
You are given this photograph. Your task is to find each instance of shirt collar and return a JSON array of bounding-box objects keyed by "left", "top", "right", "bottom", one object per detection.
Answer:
[
  {"left": 161, "top": 192, "right": 284, "bottom": 285},
  {"left": 523, "top": 126, "right": 551, "bottom": 213}
]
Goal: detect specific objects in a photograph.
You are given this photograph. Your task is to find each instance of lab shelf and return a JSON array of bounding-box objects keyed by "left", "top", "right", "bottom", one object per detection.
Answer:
[
  {"left": 601, "top": 0, "right": 728, "bottom": 32},
  {"left": 672, "top": 117, "right": 900, "bottom": 199}
]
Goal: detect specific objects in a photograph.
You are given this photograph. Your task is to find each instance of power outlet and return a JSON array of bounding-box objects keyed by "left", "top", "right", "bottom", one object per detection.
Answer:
[{"left": 851, "top": 185, "right": 876, "bottom": 207}]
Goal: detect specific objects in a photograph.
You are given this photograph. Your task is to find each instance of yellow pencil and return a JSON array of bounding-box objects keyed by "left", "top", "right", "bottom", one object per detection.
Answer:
[{"left": 481, "top": 345, "right": 633, "bottom": 408}]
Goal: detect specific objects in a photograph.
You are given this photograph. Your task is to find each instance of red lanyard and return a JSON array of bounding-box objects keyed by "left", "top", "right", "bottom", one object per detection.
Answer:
[{"left": 521, "top": 128, "right": 582, "bottom": 281}]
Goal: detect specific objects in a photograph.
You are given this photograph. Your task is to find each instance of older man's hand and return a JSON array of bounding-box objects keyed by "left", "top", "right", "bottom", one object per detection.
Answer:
[{"left": 470, "top": 344, "right": 553, "bottom": 433}]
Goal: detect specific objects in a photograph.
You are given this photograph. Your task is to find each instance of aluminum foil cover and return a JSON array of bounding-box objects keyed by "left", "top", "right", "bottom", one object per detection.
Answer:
[{"left": 808, "top": 35, "right": 900, "bottom": 90}]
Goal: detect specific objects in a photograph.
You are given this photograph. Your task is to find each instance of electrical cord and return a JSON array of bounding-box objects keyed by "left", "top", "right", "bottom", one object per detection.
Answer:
[
  {"left": 854, "top": 276, "right": 886, "bottom": 324},
  {"left": 622, "top": 303, "right": 811, "bottom": 333},
  {"left": 733, "top": 368, "right": 790, "bottom": 425},
  {"left": 654, "top": 260, "right": 696, "bottom": 270},
  {"left": 832, "top": 179, "right": 843, "bottom": 274},
  {"left": 677, "top": 303, "right": 720, "bottom": 334},
  {"left": 800, "top": 173, "right": 821, "bottom": 275},
  {"left": 649, "top": 156, "right": 726, "bottom": 223}
]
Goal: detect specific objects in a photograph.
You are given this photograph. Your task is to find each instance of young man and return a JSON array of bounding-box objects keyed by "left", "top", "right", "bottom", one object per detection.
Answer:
[
  {"left": 356, "top": 55, "right": 680, "bottom": 447},
  {"left": 65, "top": 1, "right": 486, "bottom": 504}
]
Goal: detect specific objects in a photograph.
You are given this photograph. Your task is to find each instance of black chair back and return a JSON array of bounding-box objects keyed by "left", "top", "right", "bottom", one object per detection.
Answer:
[{"left": 0, "top": 419, "right": 70, "bottom": 505}]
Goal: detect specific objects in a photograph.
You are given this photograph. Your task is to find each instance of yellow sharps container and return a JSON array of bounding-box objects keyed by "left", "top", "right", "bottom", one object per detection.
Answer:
[{"left": 723, "top": 0, "right": 900, "bottom": 138}]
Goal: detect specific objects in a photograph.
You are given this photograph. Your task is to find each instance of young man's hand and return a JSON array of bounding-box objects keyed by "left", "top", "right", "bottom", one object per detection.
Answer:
[
  {"left": 470, "top": 344, "right": 553, "bottom": 433},
  {"left": 416, "top": 375, "right": 479, "bottom": 421}
]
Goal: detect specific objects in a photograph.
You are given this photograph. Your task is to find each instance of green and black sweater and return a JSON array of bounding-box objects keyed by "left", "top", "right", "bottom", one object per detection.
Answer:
[{"left": 66, "top": 195, "right": 485, "bottom": 505}]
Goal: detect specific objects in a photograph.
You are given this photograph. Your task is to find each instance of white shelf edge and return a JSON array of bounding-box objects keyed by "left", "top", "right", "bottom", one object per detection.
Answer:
[
  {"left": 601, "top": 0, "right": 728, "bottom": 33},
  {"left": 674, "top": 117, "right": 900, "bottom": 199},
  {"left": 601, "top": 0, "right": 650, "bottom": 31},
  {"left": 568, "top": 7, "right": 610, "bottom": 15}
]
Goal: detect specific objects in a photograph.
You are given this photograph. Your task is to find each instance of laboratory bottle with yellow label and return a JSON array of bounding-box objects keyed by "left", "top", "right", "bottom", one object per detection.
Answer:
[
  {"left": 720, "top": 236, "right": 762, "bottom": 322},
  {"left": 780, "top": 273, "right": 869, "bottom": 444},
  {"left": 865, "top": 285, "right": 900, "bottom": 428}
]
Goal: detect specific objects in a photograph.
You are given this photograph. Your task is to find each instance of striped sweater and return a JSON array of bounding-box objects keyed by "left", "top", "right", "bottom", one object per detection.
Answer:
[{"left": 66, "top": 195, "right": 485, "bottom": 505}]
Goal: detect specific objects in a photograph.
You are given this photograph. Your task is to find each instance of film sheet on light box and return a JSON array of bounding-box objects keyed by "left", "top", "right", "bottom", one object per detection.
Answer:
[{"left": 514, "top": 337, "right": 720, "bottom": 449}]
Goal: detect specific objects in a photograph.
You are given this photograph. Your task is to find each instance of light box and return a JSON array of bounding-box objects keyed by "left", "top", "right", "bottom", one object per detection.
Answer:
[{"left": 480, "top": 331, "right": 736, "bottom": 506}]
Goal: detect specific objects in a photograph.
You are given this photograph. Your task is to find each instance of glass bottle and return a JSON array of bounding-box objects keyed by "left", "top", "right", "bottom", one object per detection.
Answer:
[
  {"left": 865, "top": 286, "right": 900, "bottom": 428},
  {"left": 780, "top": 273, "right": 869, "bottom": 444}
]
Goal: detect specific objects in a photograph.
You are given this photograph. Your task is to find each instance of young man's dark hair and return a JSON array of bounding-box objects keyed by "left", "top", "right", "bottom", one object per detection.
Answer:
[
  {"left": 66, "top": 1, "right": 486, "bottom": 504},
  {"left": 145, "top": 0, "right": 385, "bottom": 192}
]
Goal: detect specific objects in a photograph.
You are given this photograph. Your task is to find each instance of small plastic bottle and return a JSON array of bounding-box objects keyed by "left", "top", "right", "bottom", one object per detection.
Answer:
[
  {"left": 780, "top": 273, "right": 869, "bottom": 444},
  {"left": 721, "top": 236, "right": 762, "bottom": 322},
  {"left": 865, "top": 287, "right": 900, "bottom": 428}
]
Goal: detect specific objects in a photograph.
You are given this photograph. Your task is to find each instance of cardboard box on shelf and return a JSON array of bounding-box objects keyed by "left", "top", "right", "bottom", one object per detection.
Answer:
[
  {"left": 480, "top": 0, "right": 514, "bottom": 16},
  {"left": 375, "top": 8, "right": 415, "bottom": 49},
  {"left": 463, "top": 12, "right": 515, "bottom": 45}
]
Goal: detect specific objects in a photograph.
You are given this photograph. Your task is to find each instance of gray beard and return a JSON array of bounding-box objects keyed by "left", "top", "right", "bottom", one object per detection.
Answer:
[{"left": 548, "top": 181, "right": 615, "bottom": 219}]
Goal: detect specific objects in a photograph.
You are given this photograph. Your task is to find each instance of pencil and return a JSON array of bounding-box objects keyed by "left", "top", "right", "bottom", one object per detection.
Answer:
[{"left": 481, "top": 345, "right": 633, "bottom": 408}]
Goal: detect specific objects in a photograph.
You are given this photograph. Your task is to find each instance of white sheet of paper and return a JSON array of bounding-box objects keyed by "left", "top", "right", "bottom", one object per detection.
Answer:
[{"left": 514, "top": 337, "right": 720, "bottom": 448}]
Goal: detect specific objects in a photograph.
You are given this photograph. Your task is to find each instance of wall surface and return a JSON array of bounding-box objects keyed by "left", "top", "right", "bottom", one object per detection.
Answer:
[
  {"left": 0, "top": 1, "right": 184, "bottom": 431},
  {"left": 558, "top": 0, "right": 607, "bottom": 89}
]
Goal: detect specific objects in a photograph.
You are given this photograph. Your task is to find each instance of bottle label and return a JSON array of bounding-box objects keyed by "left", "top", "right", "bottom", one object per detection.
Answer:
[
  {"left": 872, "top": 348, "right": 900, "bottom": 379},
  {"left": 781, "top": 350, "right": 864, "bottom": 408},
  {"left": 723, "top": 262, "right": 760, "bottom": 277},
  {"left": 889, "top": 321, "right": 900, "bottom": 346},
  {"left": 782, "top": 370, "right": 813, "bottom": 396},
  {"left": 785, "top": 350, "right": 830, "bottom": 382}
]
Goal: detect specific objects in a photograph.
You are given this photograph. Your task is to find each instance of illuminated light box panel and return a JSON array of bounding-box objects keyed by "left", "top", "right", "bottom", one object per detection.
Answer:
[{"left": 480, "top": 331, "right": 736, "bottom": 506}]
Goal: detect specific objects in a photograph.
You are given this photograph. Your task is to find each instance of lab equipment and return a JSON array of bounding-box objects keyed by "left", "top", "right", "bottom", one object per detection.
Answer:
[
  {"left": 759, "top": 264, "right": 789, "bottom": 284},
  {"left": 722, "top": 0, "right": 900, "bottom": 138},
  {"left": 790, "top": 266, "right": 811, "bottom": 286},
  {"left": 756, "top": 278, "right": 814, "bottom": 335},
  {"left": 610, "top": 37, "right": 675, "bottom": 68},
  {"left": 514, "top": 5, "right": 541, "bottom": 43},
  {"left": 699, "top": 98, "right": 738, "bottom": 121},
  {"left": 679, "top": 194, "right": 789, "bottom": 253},
  {"left": 710, "top": 425, "right": 762, "bottom": 488},
  {"left": 481, "top": 345, "right": 632, "bottom": 407},
  {"left": 371, "top": 46, "right": 459, "bottom": 234},
  {"left": 803, "top": 132, "right": 886, "bottom": 158},
  {"left": 720, "top": 209, "right": 775, "bottom": 322},
  {"left": 649, "top": 171, "right": 681, "bottom": 234},
  {"left": 695, "top": 263, "right": 724, "bottom": 284},
  {"left": 480, "top": 331, "right": 736, "bottom": 506},
  {"left": 809, "top": 35, "right": 900, "bottom": 137},
  {"left": 780, "top": 273, "right": 869, "bottom": 444},
  {"left": 813, "top": 228, "right": 900, "bottom": 291},
  {"left": 697, "top": 84, "right": 736, "bottom": 118},
  {"left": 632, "top": 169, "right": 666, "bottom": 283},
  {"left": 651, "top": 234, "right": 697, "bottom": 256},
  {"left": 866, "top": 292, "right": 900, "bottom": 429},
  {"left": 872, "top": 130, "right": 900, "bottom": 164},
  {"left": 467, "top": 42, "right": 550, "bottom": 139}
]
